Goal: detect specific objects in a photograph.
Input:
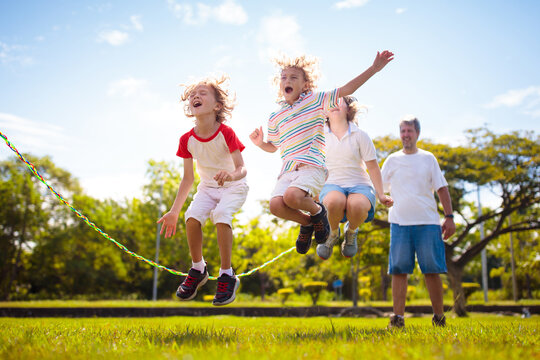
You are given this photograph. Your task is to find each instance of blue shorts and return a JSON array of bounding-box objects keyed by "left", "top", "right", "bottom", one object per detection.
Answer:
[
  {"left": 319, "top": 184, "right": 375, "bottom": 223},
  {"left": 388, "top": 224, "right": 447, "bottom": 275}
]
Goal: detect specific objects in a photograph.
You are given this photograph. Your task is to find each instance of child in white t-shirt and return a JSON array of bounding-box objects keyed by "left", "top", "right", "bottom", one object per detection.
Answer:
[
  {"left": 317, "top": 96, "right": 393, "bottom": 260},
  {"left": 158, "top": 76, "right": 248, "bottom": 306}
]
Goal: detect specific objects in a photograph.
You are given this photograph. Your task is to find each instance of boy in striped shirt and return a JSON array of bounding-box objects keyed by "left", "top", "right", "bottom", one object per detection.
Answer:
[{"left": 250, "top": 52, "right": 394, "bottom": 254}]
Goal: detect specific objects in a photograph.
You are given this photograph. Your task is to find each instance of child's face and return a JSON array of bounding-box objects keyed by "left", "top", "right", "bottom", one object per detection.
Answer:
[
  {"left": 188, "top": 84, "right": 221, "bottom": 118},
  {"left": 280, "top": 67, "right": 308, "bottom": 105},
  {"left": 327, "top": 98, "right": 348, "bottom": 120}
]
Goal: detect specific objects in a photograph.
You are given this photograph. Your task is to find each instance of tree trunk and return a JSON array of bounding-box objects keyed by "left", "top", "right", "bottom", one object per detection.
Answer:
[
  {"left": 380, "top": 266, "right": 390, "bottom": 301},
  {"left": 259, "top": 272, "right": 266, "bottom": 301},
  {"left": 447, "top": 262, "right": 468, "bottom": 317}
]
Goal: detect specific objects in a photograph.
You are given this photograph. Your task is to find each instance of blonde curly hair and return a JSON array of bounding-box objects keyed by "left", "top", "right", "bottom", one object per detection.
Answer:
[
  {"left": 272, "top": 54, "right": 320, "bottom": 99},
  {"left": 180, "top": 75, "right": 235, "bottom": 123}
]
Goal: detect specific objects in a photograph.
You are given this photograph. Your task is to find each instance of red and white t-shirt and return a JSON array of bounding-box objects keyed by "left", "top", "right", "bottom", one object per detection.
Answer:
[{"left": 177, "top": 123, "right": 246, "bottom": 187}]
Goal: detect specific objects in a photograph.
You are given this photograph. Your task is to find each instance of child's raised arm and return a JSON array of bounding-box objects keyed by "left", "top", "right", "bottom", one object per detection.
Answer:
[
  {"left": 365, "top": 159, "right": 394, "bottom": 208},
  {"left": 339, "top": 50, "right": 394, "bottom": 97},
  {"left": 157, "top": 157, "right": 195, "bottom": 238},
  {"left": 250, "top": 126, "right": 278, "bottom": 153}
]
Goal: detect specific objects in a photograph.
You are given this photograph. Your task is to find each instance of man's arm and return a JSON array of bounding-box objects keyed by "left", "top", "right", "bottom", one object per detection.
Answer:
[
  {"left": 250, "top": 126, "right": 278, "bottom": 153},
  {"left": 338, "top": 51, "right": 394, "bottom": 97},
  {"left": 437, "top": 186, "right": 456, "bottom": 240}
]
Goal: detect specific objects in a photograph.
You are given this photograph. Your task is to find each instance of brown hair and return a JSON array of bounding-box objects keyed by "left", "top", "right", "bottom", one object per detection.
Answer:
[
  {"left": 180, "top": 75, "right": 235, "bottom": 123},
  {"left": 326, "top": 96, "right": 367, "bottom": 127},
  {"left": 399, "top": 115, "right": 421, "bottom": 133},
  {"left": 272, "top": 54, "right": 320, "bottom": 99}
]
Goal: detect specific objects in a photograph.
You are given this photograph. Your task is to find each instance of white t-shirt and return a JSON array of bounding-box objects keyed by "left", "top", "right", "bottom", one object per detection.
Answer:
[
  {"left": 325, "top": 122, "right": 377, "bottom": 188},
  {"left": 381, "top": 148, "right": 448, "bottom": 225},
  {"left": 176, "top": 123, "right": 246, "bottom": 188}
]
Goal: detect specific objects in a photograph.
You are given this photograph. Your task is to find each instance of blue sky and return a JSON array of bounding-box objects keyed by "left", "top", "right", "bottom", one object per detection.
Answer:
[{"left": 1, "top": 0, "right": 539, "bottom": 218}]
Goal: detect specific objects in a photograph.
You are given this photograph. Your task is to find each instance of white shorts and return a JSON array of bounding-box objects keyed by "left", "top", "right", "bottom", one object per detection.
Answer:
[
  {"left": 185, "top": 181, "right": 249, "bottom": 227},
  {"left": 271, "top": 165, "right": 326, "bottom": 198}
]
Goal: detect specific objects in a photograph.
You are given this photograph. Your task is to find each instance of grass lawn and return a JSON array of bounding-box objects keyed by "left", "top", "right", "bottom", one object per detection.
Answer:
[{"left": 0, "top": 315, "right": 538, "bottom": 359}]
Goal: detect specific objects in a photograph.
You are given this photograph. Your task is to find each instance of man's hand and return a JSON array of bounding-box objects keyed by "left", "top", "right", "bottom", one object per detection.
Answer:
[
  {"left": 214, "top": 170, "right": 233, "bottom": 186},
  {"left": 249, "top": 126, "right": 264, "bottom": 147},
  {"left": 157, "top": 211, "right": 180, "bottom": 238},
  {"left": 441, "top": 217, "right": 456, "bottom": 240},
  {"left": 378, "top": 194, "right": 394, "bottom": 208},
  {"left": 372, "top": 50, "right": 394, "bottom": 72}
]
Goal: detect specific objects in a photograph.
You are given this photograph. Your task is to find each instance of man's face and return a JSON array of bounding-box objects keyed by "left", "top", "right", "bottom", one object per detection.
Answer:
[
  {"left": 400, "top": 123, "right": 419, "bottom": 149},
  {"left": 280, "top": 67, "right": 307, "bottom": 105}
]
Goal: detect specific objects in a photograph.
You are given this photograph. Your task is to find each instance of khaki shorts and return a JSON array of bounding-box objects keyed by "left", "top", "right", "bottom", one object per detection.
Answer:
[
  {"left": 185, "top": 182, "right": 249, "bottom": 227},
  {"left": 270, "top": 165, "right": 326, "bottom": 198}
]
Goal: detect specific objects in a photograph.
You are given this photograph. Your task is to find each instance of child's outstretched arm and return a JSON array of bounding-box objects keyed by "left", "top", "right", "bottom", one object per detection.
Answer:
[
  {"left": 365, "top": 159, "right": 394, "bottom": 208},
  {"left": 214, "top": 149, "right": 247, "bottom": 186},
  {"left": 250, "top": 126, "right": 278, "bottom": 153},
  {"left": 339, "top": 50, "right": 394, "bottom": 97},
  {"left": 157, "top": 158, "right": 195, "bottom": 238}
]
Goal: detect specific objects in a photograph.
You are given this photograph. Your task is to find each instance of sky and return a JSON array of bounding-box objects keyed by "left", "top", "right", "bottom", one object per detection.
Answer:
[{"left": 1, "top": 0, "right": 539, "bottom": 220}]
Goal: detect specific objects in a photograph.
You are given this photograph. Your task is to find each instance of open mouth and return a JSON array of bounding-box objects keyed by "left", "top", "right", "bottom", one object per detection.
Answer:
[
  {"left": 285, "top": 86, "right": 293, "bottom": 94},
  {"left": 193, "top": 100, "right": 202, "bottom": 108}
]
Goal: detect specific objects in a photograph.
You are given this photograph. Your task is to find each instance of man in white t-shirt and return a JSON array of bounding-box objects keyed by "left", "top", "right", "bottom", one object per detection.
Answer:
[{"left": 381, "top": 116, "right": 456, "bottom": 328}]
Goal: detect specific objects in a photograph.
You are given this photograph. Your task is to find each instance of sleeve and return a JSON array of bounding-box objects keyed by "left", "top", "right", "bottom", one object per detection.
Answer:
[
  {"left": 267, "top": 114, "right": 280, "bottom": 146},
  {"left": 320, "top": 88, "right": 340, "bottom": 111},
  {"left": 176, "top": 132, "right": 192, "bottom": 158},
  {"left": 430, "top": 154, "right": 448, "bottom": 191},
  {"left": 357, "top": 130, "right": 377, "bottom": 162},
  {"left": 221, "top": 125, "right": 245, "bottom": 153},
  {"left": 381, "top": 156, "right": 392, "bottom": 193}
]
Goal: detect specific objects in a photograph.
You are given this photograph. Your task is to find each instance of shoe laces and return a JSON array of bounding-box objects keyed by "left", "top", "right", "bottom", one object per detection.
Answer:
[
  {"left": 298, "top": 229, "right": 311, "bottom": 242},
  {"left": 183, "top": 275, "right": 195, "bottom": 288},
  {"left": 313, "top": 221, "right": 325, "bottom": 232},
  {"left": 344, "top": 230, "right": 357, "bottom": 245},
  {"left": 217, "top": 280, "right": 229, "bottom": 293}
]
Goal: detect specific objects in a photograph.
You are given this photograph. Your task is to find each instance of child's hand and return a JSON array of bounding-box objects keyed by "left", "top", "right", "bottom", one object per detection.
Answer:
[
  {"left": 157, "top": 211, "right": 180, "bottom": 238},
  {"left": 372, "top": 50, "right": 394, "bottom": 72},
  {"left": 249, "top": 126, "right": 264, "bottom": 147},
  {"left": 214, "top": 170, "right": 233, "bottom": 186},
  {"left": 378, "top": 194, "right": 394, "bottom": 208}
]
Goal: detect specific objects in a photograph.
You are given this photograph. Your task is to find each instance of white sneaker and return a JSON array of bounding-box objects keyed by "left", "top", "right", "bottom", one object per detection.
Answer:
[
  {"left": 341, "top": 222, "right": 358, "bottom": 258},
  {"left": 316, "top": 228, "right": 340, "bottom": 260}
]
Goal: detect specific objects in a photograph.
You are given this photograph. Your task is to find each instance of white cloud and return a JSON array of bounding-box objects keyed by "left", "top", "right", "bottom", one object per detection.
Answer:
[
  {"left": 0, "top": 41, "right": 33, "bottom": 66},
  {"left": 396, "top": 8, "right": 407, "bottom": 14},
  {"left": 257, "top": 15, "right": 305, "bottom": 60},
  {"left": 97, "top": 30, "right": 129, "bottom": 46},
  {"left": 130, "top": 15, "right": 143, "bottom": 31},
  {"left": 0, "top": 113, "right": 69, "bottom": 153},
  {"left": 334, "top": 0, "right": 370, "bottom": 10},
  {"left": 485, "top": 86, "right": 540, "bottom": 117},
  {"left": 168, "top": 0, "right": 247, "bottom": 25},
  {"left": 107, "top": 78, "right": 148, "bottom": 97}
]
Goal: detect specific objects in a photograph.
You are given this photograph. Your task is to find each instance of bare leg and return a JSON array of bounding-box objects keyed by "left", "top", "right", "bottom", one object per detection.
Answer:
[
  {"left": 392, "top": 274, "right": 408, "bottom": 316},
  {"left": 345, "top": 193, "right": 371, "bottom": 230},
  {"left": 424, "top": 273, "right": 444, "bottom": 315},
  {"left": 186, "top": 218, "right": 203, "bottom": 263},
  {"left": 216, "top": 223, "right": 233, "bottom": 270},
  {"left": 282, "top": 187, "right": 320, "bottom": 214},
  {"left": 322, "top": 191, "right": 346, "bottom": 231},
  {"left": 269, "top": 196, "right": 311, "bottom": 226}
]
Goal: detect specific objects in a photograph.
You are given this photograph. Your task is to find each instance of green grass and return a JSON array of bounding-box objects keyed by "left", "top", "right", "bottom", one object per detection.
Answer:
[
  {"left": 1, "top": 298, "right": 538, "bottom": 308},
  {"left": 0, "top": 315, "right": 538, "bottom": 359}
]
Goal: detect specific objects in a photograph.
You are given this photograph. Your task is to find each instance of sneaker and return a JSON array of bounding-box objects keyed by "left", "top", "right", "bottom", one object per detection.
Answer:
[
  {"left": 176, "top": 267, "right": 208, "bottom": 301},
  {"left": 311, "top": 202, "right": 330, "bottom": 244},
  {"left": 387, "top": 314, "right": 405, "bottom": 329},
  {"left": 213, "top": 273, "right": 240, "bottom": 306},
  {"left": 432, "top": 314, "right": 446, "bottom": 327},
  {"left": 341, "top": 222, "right": 358, "bottom": 258},
  {"left": 316, "top": 228, "right": 340, "bottom": 260},
  {"left": 296, "top": 224, "right": 314, "bottom": 254}
]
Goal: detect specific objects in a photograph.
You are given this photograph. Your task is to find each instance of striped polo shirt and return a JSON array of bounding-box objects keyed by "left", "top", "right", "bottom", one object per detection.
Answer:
[{"left": 268, "top": 89, "right": 339, "bottom": 176}]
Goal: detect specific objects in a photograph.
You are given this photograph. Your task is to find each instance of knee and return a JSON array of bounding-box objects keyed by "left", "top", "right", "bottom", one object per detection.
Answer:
[
  {"left": 283, "top": 190, "right": 302, "bottom": 209},
  {"left": 347, "top": 199, "right": 371, "bottom": 217},
  {"left": 269, "top": 197, "right": 285, "bottom": 216},
  {"left": 324, "top": 197, "right": 346, "bottom": 213}
]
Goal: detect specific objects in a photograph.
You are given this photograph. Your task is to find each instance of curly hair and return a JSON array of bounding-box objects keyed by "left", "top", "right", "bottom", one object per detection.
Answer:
[
  {"left": 272, "top": 54, "right": 320, "bottom": 99},
  {"left": 180, "top": 75, "right": 235, "bottom": 123}
]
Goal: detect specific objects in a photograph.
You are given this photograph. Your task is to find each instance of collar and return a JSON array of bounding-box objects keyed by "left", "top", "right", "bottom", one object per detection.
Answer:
[
  {"left": 326, "top": 121, "right": 359, "bottom": 135},
  {"left": 278, "top": 91, "right": 311, "bottom": 108}
]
